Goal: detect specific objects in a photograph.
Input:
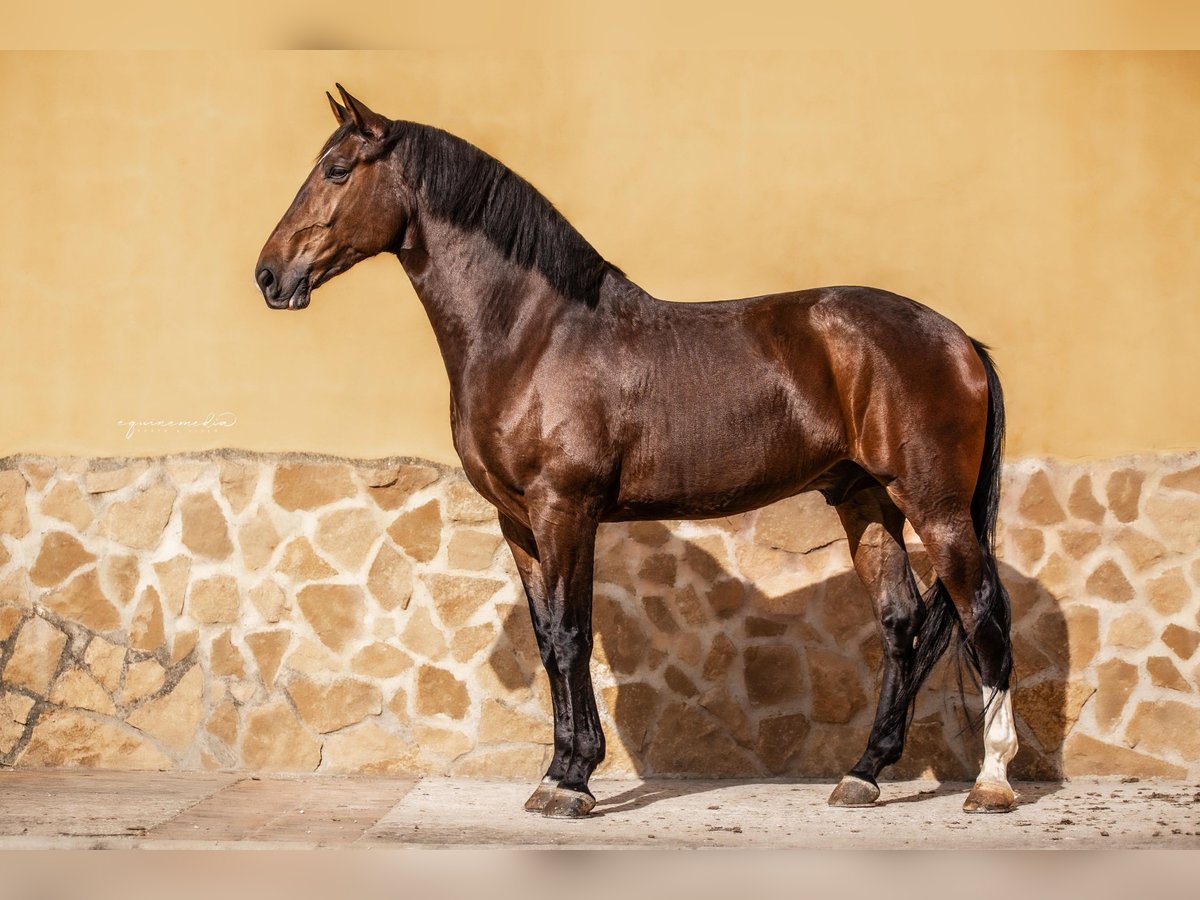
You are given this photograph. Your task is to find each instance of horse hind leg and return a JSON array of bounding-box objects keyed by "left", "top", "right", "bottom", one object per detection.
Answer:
[
  {"left": 898, "top": 504, "right": 1018, "bottom": 814},
  {"left": 827, "top": 486, "right": 925, "bottom": 808}
]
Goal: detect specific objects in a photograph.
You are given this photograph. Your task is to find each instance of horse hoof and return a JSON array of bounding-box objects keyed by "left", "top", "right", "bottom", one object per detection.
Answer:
[
  {"left": 963, "top": 780, "right": 1017, "bottom": 814},
  {"left": 524, "top": 779, "right": 559, "bottom": 813},
  {"left": 827, "top": 775, "right": 880, "bottom": 808},
  {"left": 542, "top": 787, "right": 596, "bottom": 818}
]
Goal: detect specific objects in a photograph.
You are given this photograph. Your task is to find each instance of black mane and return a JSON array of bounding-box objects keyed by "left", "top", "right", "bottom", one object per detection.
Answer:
[{"left": 330, "top": 121, "right": 614, "bottom": 305}]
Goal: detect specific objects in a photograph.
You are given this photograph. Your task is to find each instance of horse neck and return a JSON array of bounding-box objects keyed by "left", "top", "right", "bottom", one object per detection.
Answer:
[{"left": 397, "top": 215, "right": 641, "bottom": 391}]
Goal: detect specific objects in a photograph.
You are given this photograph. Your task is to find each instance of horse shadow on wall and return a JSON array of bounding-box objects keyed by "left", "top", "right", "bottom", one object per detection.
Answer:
[{"left": 486, "top": 492, "right": 1072, "bottom": 810}]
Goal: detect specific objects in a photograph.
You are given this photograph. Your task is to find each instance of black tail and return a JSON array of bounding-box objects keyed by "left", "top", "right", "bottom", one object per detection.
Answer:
[{"left": 883, "top": 340, "right": 1013, "bottom": 736}]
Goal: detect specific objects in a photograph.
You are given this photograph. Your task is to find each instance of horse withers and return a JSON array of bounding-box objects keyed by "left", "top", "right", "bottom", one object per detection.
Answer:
[{"left": 256, "top": 86, "right": 1018, "bottom": 818}]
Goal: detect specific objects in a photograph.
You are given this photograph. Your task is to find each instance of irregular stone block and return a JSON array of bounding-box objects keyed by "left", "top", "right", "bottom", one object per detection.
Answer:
[
  {"left": 85, "top": 463, "right": 148, "bottom": 494},
  {"left": 210, "top": 631, "right": 246, "bottom": 678},
  {"left": 102, "top": 482, "right": 176, "bottom": 550},
  {"left": 272, "top": 463, "right": 356, "bottom": 511},
  {"left": 754, "top": 492, "right": 844, "bottom": 553},
  {"left": 415, "top": 665, "right": 470, "bottom": 719},
  {"left": 1013, "top": 679, "right": 1094, "bottom": 752},
  {"left": 248, "top": 579, "right": 288, "bottom": 623},
  {"left": 1162, "top": 624, "right": 1200, "bottom": 660},
  {"left": 1145, "top": 491, "right": 1200, "bottom": 555},
  {"left": 478, "top": 699, "right": 547, "bottom": 743},
  {"left": 4, "top": 616, "right": 68, "bottom": 695},
  {"left": 276, "top": 538, "right": 337, "bottom": 582},
  {"left": 286, "top": 676, "right": 383, "bottom": 733},
  {"left": 153, "top": 555, "right": 190, "bottom": 616},
  {"left": 446, "top": 529, "right": 502, "bottom": 570},
  {"left": 207, "top": 700, "right": 238, "bottom": 746},
  {"left": 351, "top": 642, "right": 413, "bottom": 678},
  {"left": 126, "top": 665, "right": 204, "bottom": 754},
  {"left": 743, "top": 644, "right": 802, "bottom": 707},
  {"left": 449, "top": 623, "right": 496, "bottom": 663},
  {"left": 42, "top": 570, "right": 121, "bottom": 633},
  {"left": 702, "top": 633, "right": 738, "bottom": 682},
  {"left": 18, "top": 709, "right": 171, "bottom": 768},
  {"left": 29, "top": 531, "right": 96, "bottom": 588},
  {"left": 367, "top": 542, "right": 414, "bottom": 611},
  {"left": 807, "top": 648, "right": 867, "bottom": 724},
  {"left": 600, "top": 682, "right": 659, "bottom": 752},
  {"left": 1125, "top": 700, "right": 1200, "bottom": 761},
  {"left": 245, "top": 630, "right": 291, "bottom": 689},
  {"left": 699, "top": 686, "right": 753, "bottom": 746},
  {"left": 366, "top": 464, "right": 439, "bottom": 509},
  {"left": 295, "top": 584, "right": 365, "bottom": 652},
  {"left": 0, "top": 470, "right": 31, "bottom": 538},
  {"left": 664, "top": 664, "right": 698, "bottom": 698},
  {"left": 100, "top": 553, "right": 140, "bottom": 607},
  {"left": 424, "top": 573, "right": 504, "bottom": 628},
  {"left": 1063, "top": 733, "right": 1186, "bottom": 778},
  {"left": 756, "top": 713, "right": 811, "bottom": 774},
  {"left": 386, "top": 500, "right": 442, "bottom": 563},
  {"left": 323, "top": 722, "right": 424, "bottom": 774},
  {"left": 129, "top": 586, "right": 166, "bottom": 652},
  {"left": 445, "top": 482, "right": 494, "bottom": 523},
  {"left": 592, "top": 594, "right": 648, "bottom": 675},
  {"left": 1084, "top": 559, "right": 1134, "bottom": 604},
  {"left": 315, "top": 507, "right": 382, "bottom": 571},
  {"left": 1147, "top": 568, "right": 1189, "bottom": 615},
  {"left": 1018, "top": 470, "right": 1066, "bottom": 525},
  {"left": 217, "top": 460, "right": 259, "bottom": 513},
  {"left": 1108, "top": 612, "right": 1153, "bottom": 650},
  {"left": 400, "top": 606, "right": 448, "bottom": 659},
  {"left": 1161, "top": 464, "right": 1200, "bottom": 493},
  {"left": 241, "top": 701, "right": 321, "bottom": 771},
  {"left": 41, "top": 480, "right": 93, "bottom": 531},
  {"left": 188, "top": 574, "right": 241, "bottom": 625},
  {"left": 1114, "top": 527, "right": 1166, "bottom": 572},
  {"left": 123, "top": 658, "right": 166, "bottom": 703},
  {"left": 646, "top": 701, "right": 760, "bottom": 776},
  {"left": 412, "top": 724, "right": 473, "bottom": 762},
  {"left": 180, "top": 492, "right": 233, "bottom": 560},
  {"left": 1067, "top": 475, "right": 1105, "bottom": 524},
  {"left": 1094, "top": 658, "right": 1138, "bottom": 731},
  {"left": 1146, "top": 656, "right": 1189, "bottom": 692},
  {"left": 239, "top": 508, "right": 281, "bottom": 571},
  {"left": 1105, "top": 468, "right": 1144, "bottom": 524},
  {"left": 84, "top": 636, "right": 124, "bottom": 693}
]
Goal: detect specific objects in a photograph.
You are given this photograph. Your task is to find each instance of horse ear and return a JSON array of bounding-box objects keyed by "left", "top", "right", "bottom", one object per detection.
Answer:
[
  {"left": 335, "top": 83, "right": 388, "bottom": 140},
  {"left": 327, "top": 91, "right": 350, "bottom": 126}
]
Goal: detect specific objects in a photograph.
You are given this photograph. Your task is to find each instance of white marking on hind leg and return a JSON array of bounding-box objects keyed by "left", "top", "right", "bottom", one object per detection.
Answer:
[{"left": 977, "top": 688, "right": 1017, "bottom": 788}]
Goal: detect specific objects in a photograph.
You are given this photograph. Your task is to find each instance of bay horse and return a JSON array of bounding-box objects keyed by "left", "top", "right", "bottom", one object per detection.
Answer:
[{"left": 256, "top": 86, "right": 1018, "bottom": 818}]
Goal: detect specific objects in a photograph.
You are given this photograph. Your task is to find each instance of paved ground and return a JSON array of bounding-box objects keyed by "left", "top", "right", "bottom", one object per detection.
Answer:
[{"left": 0, "top": 772, "right": 1197, "bottom": 849}]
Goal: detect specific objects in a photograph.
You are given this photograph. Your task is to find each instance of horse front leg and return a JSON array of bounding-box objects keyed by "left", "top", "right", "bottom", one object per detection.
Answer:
[
  {"left": 499, "top": 514, "right": 573, "bottom": 813},
  {"left": 518, "top": 499, "right": 603, "bottom": 818}
]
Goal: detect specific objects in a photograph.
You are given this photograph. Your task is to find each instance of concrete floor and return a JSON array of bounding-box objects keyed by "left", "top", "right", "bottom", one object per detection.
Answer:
[{"left": 0, "top": 772, "right": 1197, "bottom": 849}]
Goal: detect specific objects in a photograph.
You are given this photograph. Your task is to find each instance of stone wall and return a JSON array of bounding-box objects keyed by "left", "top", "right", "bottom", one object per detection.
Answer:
[{"left": 0, "top": 451, "right": 1197, "bottom": 780}]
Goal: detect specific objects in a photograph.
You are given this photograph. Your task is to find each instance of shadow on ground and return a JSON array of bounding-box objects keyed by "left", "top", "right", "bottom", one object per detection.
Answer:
[{"left": 487, "top": 517, "right": 1071, "bottom": 812}]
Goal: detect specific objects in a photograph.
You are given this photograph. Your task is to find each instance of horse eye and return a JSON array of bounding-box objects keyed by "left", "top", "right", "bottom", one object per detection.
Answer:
[{"left": 326, "top": 165, "right": 349, "bottom": 180}]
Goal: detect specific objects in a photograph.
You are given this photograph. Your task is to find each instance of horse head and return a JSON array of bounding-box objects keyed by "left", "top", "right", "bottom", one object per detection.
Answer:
[{"left": 255, "top": 85, "right": 412, "bottom": 309}]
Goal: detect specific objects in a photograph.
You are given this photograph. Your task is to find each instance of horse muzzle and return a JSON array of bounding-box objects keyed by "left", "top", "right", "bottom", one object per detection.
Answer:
[{"left": 256, "top": 265, "right": 311, "bottom": 310}]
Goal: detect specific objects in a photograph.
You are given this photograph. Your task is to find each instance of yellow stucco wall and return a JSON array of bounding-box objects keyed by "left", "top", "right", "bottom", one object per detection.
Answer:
[{"left": 1, "top": 51, "right": 1197, "bottom": 463}]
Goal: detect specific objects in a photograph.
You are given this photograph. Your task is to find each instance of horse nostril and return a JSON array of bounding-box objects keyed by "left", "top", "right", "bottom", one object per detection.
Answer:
[{"left": 256, "top": 266, "right": 276, "bottom": 291}]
